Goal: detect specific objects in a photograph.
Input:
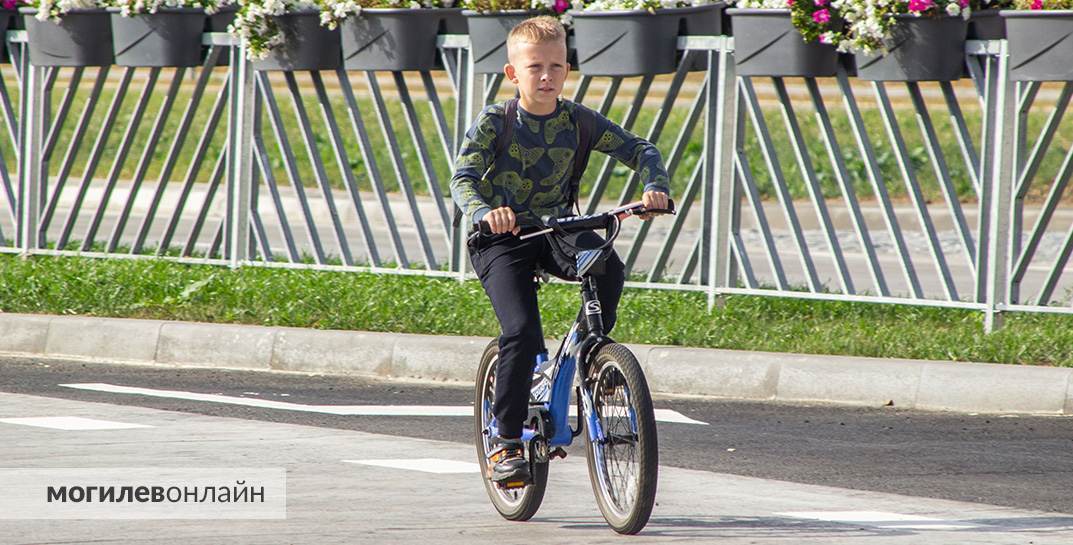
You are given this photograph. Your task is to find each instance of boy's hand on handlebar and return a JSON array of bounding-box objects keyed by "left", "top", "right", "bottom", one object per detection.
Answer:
[
  {"left": 483, "top": 206, "right": 521, "bottom": 235},
  {"left": 640, "top": 190, "right": 670, "bottom": 221}
]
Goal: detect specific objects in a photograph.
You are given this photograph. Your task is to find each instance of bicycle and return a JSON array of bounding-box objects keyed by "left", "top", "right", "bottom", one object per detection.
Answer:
[{"left": 472, "top": 199, "right": 675, "bottom": 535}]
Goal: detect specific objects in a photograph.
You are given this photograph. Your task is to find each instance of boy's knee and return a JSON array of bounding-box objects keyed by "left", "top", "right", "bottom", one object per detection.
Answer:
[
  {"left": 602, "top": 252, "right": 625, "bottom": 283},
  {"left": 499, "top": 324, "right": 544, "bottom": 353}
]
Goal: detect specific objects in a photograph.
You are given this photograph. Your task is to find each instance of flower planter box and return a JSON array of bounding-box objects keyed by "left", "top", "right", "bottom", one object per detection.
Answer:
[
  {"left": 440, "top": 6, "right": 467, "bottom": 33},
  {"left": 432, "top": 8, "right": 466, "bottom": 71},
  {"left": 968, "top": 8, "right": 1005, "bottom": 39},
  {"left": 204, "top": 5, "right": 236, "bottom": 66},
  {"left": 341, "top": 8, "right": 442, "bottom": 71},
  {"left": 727, "top": 8, "right": 838, "bottom": 77},
  {"left": 22, "top": 8, "right": 114, "bottom": 67},
  {"left": 683, "top": 2, "right": 728, "bottom": 71},
  {"left": 571, "top": 5, "right": 720, "bottom": 77},
  {"left": 682, "top": 1, "right": 728, "bottom": 35},
  {"left": 109, "top": 7, "right": 205, "bottom": 67},
  {"left": 0, "top": 11, "right": 12, "bottom": 62},
  {"left": 839, "top": 52, "right": 857, "bottom": 76},
  {"left": 462, "top": 10, "right": 537, "bottom": 74},
  {"left": 252, "top": 11, "right": 341, "bottom": 72},
  {"left": 208, "top": 4, "right": 236, "bottom": 31},
  {"left": 1002, "top": 10, "right": 1073, "bottom": 81},
  {"left": 855, "top": 14, "right": 967, "bottom": 81}
]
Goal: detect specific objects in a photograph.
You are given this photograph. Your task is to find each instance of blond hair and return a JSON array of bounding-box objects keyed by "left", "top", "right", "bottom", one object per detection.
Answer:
[{"left": 507, "top": 16, "right": 567, "bottom": 54}]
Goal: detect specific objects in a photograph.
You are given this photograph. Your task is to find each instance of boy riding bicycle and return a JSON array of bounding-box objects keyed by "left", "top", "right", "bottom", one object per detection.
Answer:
[{"left": 449, "top": 16, "right": 671, "bottom": 486}]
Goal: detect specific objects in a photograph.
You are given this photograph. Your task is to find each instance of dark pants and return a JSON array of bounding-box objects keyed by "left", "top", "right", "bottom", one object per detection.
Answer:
[{"left": 469, "top": 231, "right": 626, "bottom": 439}]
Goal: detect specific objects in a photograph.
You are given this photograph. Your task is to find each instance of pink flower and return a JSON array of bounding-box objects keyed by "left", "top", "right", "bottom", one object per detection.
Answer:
[
  {"left": 788, "top": 0, "right": 795, "bottom": 5},
  {"left": 812, "top": 8, "right": 830, "bottom": 23},
  {"left": 814, "top": 0, "right": 827, "bottom": 5},
  {"left": 959, "top": 0, "right": 969, "bottom": 7},
  {"left": 554, "top": 0, "right": 569, "bottom": 12},
  {"left": 819, "top": 34, "right": 830, "bottom": 43},
  {"left": 907, "top": 0, "right": 934, "bottom": 12},
  {"left": 1031, "top": 0, "right": 1043, "bottom": 8},
  {"left": 1, "top": 0, "right": 16, "bottom": 9}
]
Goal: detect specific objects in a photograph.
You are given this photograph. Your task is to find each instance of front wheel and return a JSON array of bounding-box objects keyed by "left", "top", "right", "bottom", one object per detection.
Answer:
[
  {"left": 473, "top": 339, "right": 548, "bottom": 521},
  {"left": 582, "top": 343, "right": 658, "bottom": 534}
]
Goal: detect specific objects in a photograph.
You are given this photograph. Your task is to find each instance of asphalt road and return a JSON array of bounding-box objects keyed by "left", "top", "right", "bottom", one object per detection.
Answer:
[{"left": 2, "top": 355, "right": 1072, "bottom": 516}]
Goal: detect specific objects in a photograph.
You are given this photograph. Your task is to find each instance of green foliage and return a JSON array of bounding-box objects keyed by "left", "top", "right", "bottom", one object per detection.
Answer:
[
  {"left": 1012, "top": 0, "right": 1073, "bottom": 8},
  {"left": 459, "top": 0, "right": 537, "bottom": 11}
]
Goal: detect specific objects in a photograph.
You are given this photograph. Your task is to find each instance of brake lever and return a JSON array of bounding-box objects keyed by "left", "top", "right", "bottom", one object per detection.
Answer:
[{"left": 518, "top": 228, "right": 553, "bottom": 241}]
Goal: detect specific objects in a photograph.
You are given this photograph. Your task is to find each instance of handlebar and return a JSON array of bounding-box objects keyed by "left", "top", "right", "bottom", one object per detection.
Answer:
[{"left": 473, "top": 199, "right": 676, "bottom": 239}]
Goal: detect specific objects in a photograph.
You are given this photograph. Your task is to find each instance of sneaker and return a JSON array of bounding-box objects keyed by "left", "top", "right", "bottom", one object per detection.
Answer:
[{"left": 488, "top": 437, "right": 530, "bottom": 485}]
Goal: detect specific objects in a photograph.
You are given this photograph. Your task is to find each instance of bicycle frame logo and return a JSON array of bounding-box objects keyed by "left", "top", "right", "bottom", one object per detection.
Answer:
[{"left": 585, "top": 300, "right": 602, "bottom": 316}]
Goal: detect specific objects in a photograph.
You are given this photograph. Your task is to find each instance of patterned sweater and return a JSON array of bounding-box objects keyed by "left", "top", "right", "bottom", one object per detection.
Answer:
[{"left": 450, "top": 98, "right": 670, "bottom": 230}]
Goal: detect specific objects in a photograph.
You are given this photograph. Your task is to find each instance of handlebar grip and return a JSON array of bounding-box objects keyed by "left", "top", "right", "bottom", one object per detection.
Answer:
[
  {"left": 473, "top": 221, "right": 494, "bottom": 236},
  {"left": 641, "top": 198, "right": 676, "bottom": 215}
]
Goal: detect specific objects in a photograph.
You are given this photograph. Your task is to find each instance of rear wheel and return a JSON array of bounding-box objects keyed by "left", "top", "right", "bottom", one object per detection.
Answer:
[
  {"left": 582, "top": 343, "right": 658, "bottom": 534},
  {"left": 473, "top": 339, "right": 548, "bottom": 521}
]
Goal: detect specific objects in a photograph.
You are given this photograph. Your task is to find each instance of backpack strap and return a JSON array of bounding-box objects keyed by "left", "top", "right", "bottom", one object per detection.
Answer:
[
  {"left": 568, "top": 102, "right": 597, "bottom": 213},
  {"left": 452, "top": 98, "right": 519, "bottom": 228},
  {"left": 496, "top": 98, "right": 518, "bottom": 164}
]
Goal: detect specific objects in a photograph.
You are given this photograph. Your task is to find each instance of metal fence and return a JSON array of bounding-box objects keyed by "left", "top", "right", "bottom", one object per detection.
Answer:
[{"left": 1, "top": 29, "right": 1069, "bottom": 332}]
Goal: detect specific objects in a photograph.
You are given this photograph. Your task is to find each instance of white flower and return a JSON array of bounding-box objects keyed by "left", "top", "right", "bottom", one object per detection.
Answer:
[{"left": 945, "top": 3, "right": 959, "bottom": 15}]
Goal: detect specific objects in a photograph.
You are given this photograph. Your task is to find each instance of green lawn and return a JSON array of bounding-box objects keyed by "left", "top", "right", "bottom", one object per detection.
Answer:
[{"left": 2, "top": 253, "right": 1072, "bottom": 366}]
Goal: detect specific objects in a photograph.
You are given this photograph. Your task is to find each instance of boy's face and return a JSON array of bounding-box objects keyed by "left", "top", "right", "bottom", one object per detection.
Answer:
[{"left": 505, "top": 39, "right": 569, "bottom": 112}]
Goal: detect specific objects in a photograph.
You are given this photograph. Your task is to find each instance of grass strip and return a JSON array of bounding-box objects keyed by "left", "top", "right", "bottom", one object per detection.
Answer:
[{"left": 2, "top": 254, "right": 1072, "bottom": 367}]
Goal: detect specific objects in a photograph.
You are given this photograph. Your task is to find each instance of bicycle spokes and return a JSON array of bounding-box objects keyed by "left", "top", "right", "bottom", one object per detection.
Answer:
[
  {"left": 593, "top": 364, "right": 640, "bottom": 517},
  {"left": 480, "top": 359, "right": 529, "bottom": 503}
]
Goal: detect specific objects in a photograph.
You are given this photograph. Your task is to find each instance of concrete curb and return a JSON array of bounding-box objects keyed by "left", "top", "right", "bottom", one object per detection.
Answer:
[{"left": 2, "top": 312, "right": 1071, "bottom": 415}]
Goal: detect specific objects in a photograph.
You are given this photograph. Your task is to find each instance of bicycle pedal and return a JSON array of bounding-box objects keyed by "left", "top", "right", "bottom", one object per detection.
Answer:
[{"left": 496, "top": 480, "right": 529, "bottom": 490}]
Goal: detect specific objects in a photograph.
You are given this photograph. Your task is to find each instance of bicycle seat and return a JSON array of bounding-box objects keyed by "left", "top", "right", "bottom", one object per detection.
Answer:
[{"left": 575, "top": 249, "right": 605, "bottom": 277}]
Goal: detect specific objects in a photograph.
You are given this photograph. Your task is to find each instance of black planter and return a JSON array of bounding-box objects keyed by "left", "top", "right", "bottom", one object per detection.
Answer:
[
  {"left": 22, "top": 8, "right": 114, "bottom": 67},
  {"left": 439, "top": 7, "right": 467, "bottom": 33},
  {"left": 968, "top": 8, "right": 1005, "bottom": 39},
  {"left": 1002, "top": 10, "right": 1073, "bottom": 81},
  {"left": 855, "top": 15, "right": 967, "bottom": 82},
  {"left": 683, "top": 1, "right": 728, "bottom": 35},
  {"left": 462, "top": 10, "right": 537, "bottom": 74},
  {"left": 0, "top": 12, "right": 12, "bottom": 62},
  {"left": 252, "top": 11, "right": 341, "bottom": 72},
  {"left": 207, "top": 4, "right": 236, "bottom": 31},
  {"left": 342, "top": 8, "right": 442, "bottom": 71},
  {"left": 839, "top": 52, "right": 857, "bottom": 77},
  {"left": 727, "top": 9, "right": 838, "bottom": 77},
  {"left": 571, "top": 7, "right": 719, "bottom": 76},
  {"left": 432, "top": 8, "right": 466, "bottom": 71},
  {"left": 109, "top": 8, "right": 205, "bottom": 67},
  {"left": 683, "top": 2, "right": 729, "bottom": 70},
  {"left": 204, "top": 5, "right": 236, "bottom": 66}
]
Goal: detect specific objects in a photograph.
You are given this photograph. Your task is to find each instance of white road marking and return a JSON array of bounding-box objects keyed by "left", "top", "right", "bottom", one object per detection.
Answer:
[
  {"left": 59, "top": 383, "right": 709, "bottom": 425},
  {"left": 343, "top": 459, "right": 480, "bottom": 474},
  {"left": 0, "top": 416, "right": 152, "bottom": 431},
  {"left": 651, "top": 409, "right": 708, "bottom": 425},
  {"left": 779, "top": 511, "right": 979, "bottom": 530}
]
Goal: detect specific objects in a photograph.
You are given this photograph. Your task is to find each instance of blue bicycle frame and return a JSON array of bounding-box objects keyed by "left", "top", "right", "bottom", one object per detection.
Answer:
[{"left": 485, "top": 317, "right": 606, "bottom": 449}]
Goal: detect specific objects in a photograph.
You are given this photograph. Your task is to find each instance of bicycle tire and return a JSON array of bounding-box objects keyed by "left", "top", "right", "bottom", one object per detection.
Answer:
[
  {"left": 582, "top": 343, "right": 659, "bottom": 534},
  {"left": 473, "top": 339, "right": 548, "bottom": 521}
]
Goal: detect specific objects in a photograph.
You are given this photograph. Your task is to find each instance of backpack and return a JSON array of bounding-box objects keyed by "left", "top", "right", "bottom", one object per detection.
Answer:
[{"left": 452, "top": 98, "right": 596, "bottom": 229}]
